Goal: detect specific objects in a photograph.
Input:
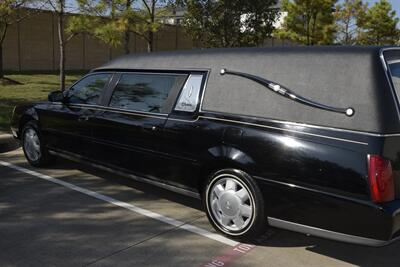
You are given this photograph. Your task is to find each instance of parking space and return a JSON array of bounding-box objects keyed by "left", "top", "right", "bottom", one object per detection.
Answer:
[{"left": 1, "top": 148, "right": 400, "bottom": 266}]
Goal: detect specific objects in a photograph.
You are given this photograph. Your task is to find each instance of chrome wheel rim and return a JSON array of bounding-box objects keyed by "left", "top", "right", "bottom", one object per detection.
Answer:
[
  {"left": 209, "top": 176, "right": 254, "bottom": 232},
  {"left": 24, "top": 128, "right": 41, "bottom": 162}
]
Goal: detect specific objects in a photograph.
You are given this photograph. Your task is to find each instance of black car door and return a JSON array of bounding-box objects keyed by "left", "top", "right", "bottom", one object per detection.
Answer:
[
  {"left": 160, "top": 73, "right": 209, "bottom": 190},
  {"left": 89, "top": 71, "right": 188, "bottom": 183},
  {"left": 40, "top": 73, "right": 113, "bottom": 157}
]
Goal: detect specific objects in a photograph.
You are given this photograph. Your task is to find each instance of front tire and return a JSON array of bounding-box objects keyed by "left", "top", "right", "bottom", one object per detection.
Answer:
[
  {"left": 22, "top": 121, "right": 53, "bottom": 167},
  {"left": 204, "top": 169, "right": 267, "bottom": 240}
]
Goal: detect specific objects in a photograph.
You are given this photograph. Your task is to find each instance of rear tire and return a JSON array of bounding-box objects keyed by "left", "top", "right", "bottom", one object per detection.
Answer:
[
  {"left": 203, "top": 169, "right": 267, "bottom": 241},
  {"left": 22, "top": 121, "right": 53, "bottom": 167}
]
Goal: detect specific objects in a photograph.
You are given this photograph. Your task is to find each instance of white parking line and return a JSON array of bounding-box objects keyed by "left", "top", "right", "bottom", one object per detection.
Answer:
[{"left": 0, "top": 160, "right": 239, "bottom": 247}]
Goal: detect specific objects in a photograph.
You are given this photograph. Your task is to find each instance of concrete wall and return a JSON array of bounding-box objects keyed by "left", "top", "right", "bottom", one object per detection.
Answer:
[
  {"left": 3, "top": 9, "right": 194, "bottom": 71},
  {"left": 3, "top": 9, "right": 291, "bottom": 71}
]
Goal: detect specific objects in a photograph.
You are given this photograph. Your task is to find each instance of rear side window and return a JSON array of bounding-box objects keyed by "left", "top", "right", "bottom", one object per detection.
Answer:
[
  {"left": 109, "top": 73, "right": 185, "bottom": 113},
  {"left": 384, "top": 50, "right": 400, "bottom": 104},
  {"left": 68, "top": 73, "right": 112, "bottom": 105},
  {"left": 388, "top": 62, "right": 400, "bottom": 99}
]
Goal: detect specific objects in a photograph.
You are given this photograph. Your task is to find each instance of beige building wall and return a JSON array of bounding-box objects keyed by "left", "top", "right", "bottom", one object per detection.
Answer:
[
  {"left": 3, "top": 9, "right": 286, "bottom": 71},
  {"left": 3, "top": 9, "right": 194, "bottom": 71}
]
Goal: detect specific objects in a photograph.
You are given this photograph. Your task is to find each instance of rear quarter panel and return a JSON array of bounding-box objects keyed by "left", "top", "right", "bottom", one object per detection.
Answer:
[{"left": 190, "top": 113, "right": 395, "bottom": 240}]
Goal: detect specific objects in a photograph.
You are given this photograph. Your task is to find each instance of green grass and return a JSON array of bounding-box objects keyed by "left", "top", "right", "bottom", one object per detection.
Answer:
[{"left": 0, "top": 72, "right": 85, "bottom": 132}]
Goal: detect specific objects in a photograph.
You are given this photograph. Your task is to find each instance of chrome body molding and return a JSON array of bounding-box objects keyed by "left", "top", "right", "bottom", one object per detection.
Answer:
[
  {"left": 199, "top": 116, "right": 369, "bottom": 146},
  {"left": 51, "top": 102, "right": 400, "bottom": 138},
  {"left": 267, "top": 217, "right": 397, "bottom": 247},
  {"left": 49, "top": 103, "right": 370, "bottom": 144},
  {"left": 254, "top": 175, "right": 378, "bottom": 208},
  {"left": 48, "top": 150, "right": 201, "bottom": 199}
]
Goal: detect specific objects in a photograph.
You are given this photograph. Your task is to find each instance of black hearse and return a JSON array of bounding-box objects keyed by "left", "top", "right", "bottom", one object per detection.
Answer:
[{"left": 10, "top": 46, "right": 400, "bottom": 246}]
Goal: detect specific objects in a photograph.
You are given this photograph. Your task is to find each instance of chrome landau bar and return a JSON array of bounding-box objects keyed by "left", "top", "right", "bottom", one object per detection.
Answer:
[{"left": 220, "top": 68, "right": 355, "bottom": 117}]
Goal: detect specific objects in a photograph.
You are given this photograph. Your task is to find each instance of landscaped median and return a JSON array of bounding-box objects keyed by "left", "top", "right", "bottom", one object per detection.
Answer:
[{"left": 0, "top": 72, "right": 84, "bottom": 132}]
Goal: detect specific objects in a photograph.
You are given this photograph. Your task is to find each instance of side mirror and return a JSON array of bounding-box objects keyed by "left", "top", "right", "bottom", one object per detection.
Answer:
[{"left": 48, "top": 90, "right": 66, "bottom": 103}]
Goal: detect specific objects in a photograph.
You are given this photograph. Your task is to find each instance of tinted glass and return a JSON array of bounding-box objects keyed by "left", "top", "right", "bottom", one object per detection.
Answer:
[
  {"left": 68, "top": 73, "right": 112, "bottom": 104},
  {"left": 110, "top": 73, "right": 181, "bottom": 113},
  {"left": 389, "top": 62, "right": 400, "bottom": 100}
]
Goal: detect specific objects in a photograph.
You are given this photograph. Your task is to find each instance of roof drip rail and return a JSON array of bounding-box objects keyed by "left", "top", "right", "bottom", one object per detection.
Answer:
[{"left": 220, "top": 68, "right": 354, "bottom": 117}]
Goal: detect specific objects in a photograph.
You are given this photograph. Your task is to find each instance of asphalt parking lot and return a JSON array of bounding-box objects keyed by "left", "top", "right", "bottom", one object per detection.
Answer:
[{"left": 1, "top": 147, "right": 400, "bottom": 266}]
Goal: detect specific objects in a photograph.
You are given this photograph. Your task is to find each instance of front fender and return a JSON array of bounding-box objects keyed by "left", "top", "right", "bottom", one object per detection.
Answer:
[{"left": 11, "top": 104, "right": 39, "bottom": 139}]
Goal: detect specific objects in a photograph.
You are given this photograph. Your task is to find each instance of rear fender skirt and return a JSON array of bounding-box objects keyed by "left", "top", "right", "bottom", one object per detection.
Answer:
[{"left": 206, "top": 145, "right": 256, "bottom": 170}]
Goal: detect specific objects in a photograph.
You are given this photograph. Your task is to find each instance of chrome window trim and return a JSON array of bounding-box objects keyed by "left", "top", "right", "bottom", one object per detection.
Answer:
[
  {"left": 102, "top": 70, "right": 190, "bottom": 77},
  {"left": 198, "top": 70, "right": 211, "bottom": 113},
  {"left": 67, "top": 71, "right": 115, "bottom": 90},
  {"left": 96, "top": 67, "right": 211, "bottom": 73},
  {"left": 65, "top": 72, "right": 115, "bottom": 105},
  {"left": 379, "top": 47, "right": 400, "bottom": 120},
  {"left": 60, "top": 103, "right": 168, "bottom": 119},
  {"left": 100, "top": 105, "right": 168, "bottom": 117},
  {"left": 108, "top": 71, "right": 193, "bottom": 115}
]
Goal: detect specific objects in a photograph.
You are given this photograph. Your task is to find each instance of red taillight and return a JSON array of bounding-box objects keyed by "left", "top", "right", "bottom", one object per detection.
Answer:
[{"left": 368, "top": 155, "right": 395, "bottom": 203}]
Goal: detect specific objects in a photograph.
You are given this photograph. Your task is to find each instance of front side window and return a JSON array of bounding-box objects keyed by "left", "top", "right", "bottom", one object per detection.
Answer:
[
  {"left": 68, "top": 73, "right": 112, "bottom": 105},
  {"left": 109, "top": 73, "right": 185, "bottom": 113}
]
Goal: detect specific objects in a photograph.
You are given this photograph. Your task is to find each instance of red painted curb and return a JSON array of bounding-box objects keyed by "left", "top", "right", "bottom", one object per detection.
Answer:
[{"left": 200, "top": 243, "right": 256, "bottom": 267}]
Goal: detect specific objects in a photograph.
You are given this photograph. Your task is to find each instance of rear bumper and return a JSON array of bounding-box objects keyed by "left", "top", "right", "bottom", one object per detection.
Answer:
[
  {"left": 268, "top": 217, "right": 400, "bottom": 247},
  {"left": 257, "top": 177, "right": 400, "bottom": 246}
]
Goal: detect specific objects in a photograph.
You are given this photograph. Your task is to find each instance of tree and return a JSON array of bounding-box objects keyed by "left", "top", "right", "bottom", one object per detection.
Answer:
[
  {"left": 0, "top": 0, "right": 38, "bottom": 81},
  {"left": 275, "top": 0, "right": 337, "bottom": 45},
  {"left": 183, "top": 0, "right": 241, "bottom": 47},
  {"left": 45, "top": 0, "right": 79, "bottom": 91},
  {"left": 68, "top": 0, "right": 123, "bottom": 51},
  {"left": 72, "top": 0, "right": 170, "bottom": 53},
  {"left": 182, "top": 0, "right": 279, "bottom": 48},
  {"left": 334, "top": 0, "right": 367, "bottom": 45},
  {"left": 130, "top": 0, "right": 170, "bottom": 52},
  {"left": 238, "top": 0, "right": 280, "bottom": 46},
  {"left": 357, "top": 0, "right": 399, "bottom": 45}
]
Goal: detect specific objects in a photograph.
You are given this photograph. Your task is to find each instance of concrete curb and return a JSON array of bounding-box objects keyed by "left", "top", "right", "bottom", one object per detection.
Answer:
[{"left": 0, "top": 134, "right": 20, "bottom": 153}]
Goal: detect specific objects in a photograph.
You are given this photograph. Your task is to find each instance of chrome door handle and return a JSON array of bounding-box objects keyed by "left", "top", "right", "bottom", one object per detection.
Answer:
[
  {"left": 144, "top": 124, "right": 158, "bottom": 131},
  {"left": 78, "top": 115, "right": 89, "bottom": 122}
]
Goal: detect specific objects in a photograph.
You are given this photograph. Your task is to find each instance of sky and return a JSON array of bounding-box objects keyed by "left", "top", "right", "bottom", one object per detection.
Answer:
[{"left": 64, "top": 0, "right": 400, "bottom": 16}]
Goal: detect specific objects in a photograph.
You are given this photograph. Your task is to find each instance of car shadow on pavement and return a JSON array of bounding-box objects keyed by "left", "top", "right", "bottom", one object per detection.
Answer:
[
  {"left": 48, "top": 158, "right": 203, "bottom": 211},
  {"left": 0, "top": 184, "right": 205, "bottom": 266},
  {"left": 4, "top": 153, "right": 400, "bottom": 267},
  {"left": 0, "top": 134, "right": 20, "bottom": 153},
  {"left": 255, "top": 224, "right": 400, "bottom": 267},
  {"left": 56, "top": 159, "right": 400, "bottom": 267}
]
